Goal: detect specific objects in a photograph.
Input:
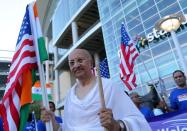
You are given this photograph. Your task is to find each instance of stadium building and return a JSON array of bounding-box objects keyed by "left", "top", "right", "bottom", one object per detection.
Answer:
[
  {"left": 0, "top": 50, "right": 14, "bottom": 100},
  {"left": 37, "top": 0, "right": 187, "bottom": 110}
]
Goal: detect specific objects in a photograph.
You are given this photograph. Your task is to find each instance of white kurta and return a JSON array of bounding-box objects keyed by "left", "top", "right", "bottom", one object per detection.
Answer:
[{"left": 62, "top": 78, "right": 151, "bottom": 131}]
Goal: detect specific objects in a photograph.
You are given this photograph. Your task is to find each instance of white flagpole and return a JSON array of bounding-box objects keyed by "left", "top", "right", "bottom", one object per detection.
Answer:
[
  {"left": 133, "top": 36, "right": 162, "bottom": 100},
  {"left": 138, "top": 52, "right": 162, "bottom": 100},
  {"left": 28, "top": 3, "right": 53, "bottom": 131},
  {"left": 45, "top": 37, "right": 50, "bottom": 84}
]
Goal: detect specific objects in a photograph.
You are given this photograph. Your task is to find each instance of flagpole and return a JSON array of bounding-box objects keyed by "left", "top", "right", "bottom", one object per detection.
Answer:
[
  {"left": 135, "top": 36, "right": 170, "bottom": 110},
  {"left": 135, "top": 35, "right": 165, "bottom": 101},
  {"left": 138, "top": 53, "right": 162, "bottom": 100},
  {"left": 28, "top": 3, "right": 53, "bottom": 131},
  {"left": 45, "top": 37, "right": 50, "bottom": 83},
  {"left": 33, "top": 111, "right": 38, "bottom": 131},
  {"left": 94, "top": 53, "right": 108, "bottom": 131}
]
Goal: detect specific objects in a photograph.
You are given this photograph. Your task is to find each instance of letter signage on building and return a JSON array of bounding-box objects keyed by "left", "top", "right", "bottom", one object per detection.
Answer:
[
  {"left": 147, "top": 21, "right": 187, "bottom": 43},
  {"left": 137, "top": 20, "right": 187, "bottom": 50}
]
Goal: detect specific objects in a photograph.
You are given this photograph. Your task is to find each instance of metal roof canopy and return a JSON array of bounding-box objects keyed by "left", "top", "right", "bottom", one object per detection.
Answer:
[
  {"left": 54, "top": 0, "right": 106, "bottom": 70},
  {"left": 54, "top": 0, "right": 99, "bottom": 49}
]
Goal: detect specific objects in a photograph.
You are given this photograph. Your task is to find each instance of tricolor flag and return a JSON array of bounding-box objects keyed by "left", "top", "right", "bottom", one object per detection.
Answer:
[
  {"left": 32, "top": 81, "right": 52, "bottom": 101},
  {"left": 0, "top": 2, "right": 48, "bottom": 131}
]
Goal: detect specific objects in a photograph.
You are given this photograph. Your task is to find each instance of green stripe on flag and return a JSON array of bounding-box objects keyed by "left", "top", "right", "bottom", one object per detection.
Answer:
[
  {"left": 32, "top": 94, "right": 52, "bottom": 101},
  {"left": 19, "top": 104, "right": 30, "bottom": 131},
  {"left": 38, "top": 37, "right": 48, "bottom": 62},
  {"left": 32, "top": 69, "right": 37, "bottom": 85}
]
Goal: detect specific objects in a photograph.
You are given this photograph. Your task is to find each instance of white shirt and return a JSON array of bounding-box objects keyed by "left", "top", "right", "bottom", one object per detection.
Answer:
[
  {"left": 153, "top": 108, "right": 164, "bottom": 116},
  {"left": 62, "top": 78, "right": 151, "bottom": 131}
]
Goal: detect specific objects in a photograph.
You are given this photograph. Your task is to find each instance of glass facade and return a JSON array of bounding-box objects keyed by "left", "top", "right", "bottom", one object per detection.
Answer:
[
  {"left": 97, "top": 0, "right": 187, "bottom": 94},
  {"left": 52, "top": 0, "right": 86, "bottom": 39},
  {"left": 51, "top": 0, "right": 187, "bottom": 96}
]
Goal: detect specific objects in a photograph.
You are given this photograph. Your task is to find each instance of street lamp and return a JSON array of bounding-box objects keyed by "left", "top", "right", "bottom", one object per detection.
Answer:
[{"left": 155, "top": 13, "right": 187, "bottom": 75}]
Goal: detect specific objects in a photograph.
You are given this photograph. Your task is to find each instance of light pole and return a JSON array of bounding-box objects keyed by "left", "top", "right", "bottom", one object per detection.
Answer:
[{"left": 155, "top": 13, "right": 187, "bottom": 75}]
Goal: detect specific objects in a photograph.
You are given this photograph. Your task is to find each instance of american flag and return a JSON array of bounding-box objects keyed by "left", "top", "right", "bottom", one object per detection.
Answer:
[
  {"left": 119, "top": 23, "right": 139, "bottom": 91},
  {"left": 100, "top": 58, "right": 110, "bottom": 78},
  {"left": 92, "top": 58, "right": 110, "bottom": 78},
  {"left": 0, "top": 6, "right": 37, "bottom": 131}
]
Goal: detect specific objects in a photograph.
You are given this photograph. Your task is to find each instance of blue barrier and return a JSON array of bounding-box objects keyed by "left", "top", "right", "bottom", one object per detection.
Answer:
[{"left": 147, "top": 110, "right": 187, "bottom": 131}]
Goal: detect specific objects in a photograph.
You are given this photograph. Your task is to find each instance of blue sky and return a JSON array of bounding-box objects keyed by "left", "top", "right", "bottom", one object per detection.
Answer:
[{"left": 0, "top": 0, "right": 33, "bottom": 60}]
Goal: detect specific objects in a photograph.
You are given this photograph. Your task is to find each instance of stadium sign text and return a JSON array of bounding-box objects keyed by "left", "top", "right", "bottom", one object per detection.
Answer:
[{"left": 146, "top": 21, "right": 187, "bottom": 43}]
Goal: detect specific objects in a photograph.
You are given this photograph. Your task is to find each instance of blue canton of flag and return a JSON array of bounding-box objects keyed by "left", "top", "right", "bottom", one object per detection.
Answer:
[
  {"left": 100, "top": 58, "right": 110, "bottom": 78},
  {"left": 17, "top": 7, "right": 32, "bottom": 44},
  {"left": 121, "top": 25, "right": 131, "bottom": 46}
]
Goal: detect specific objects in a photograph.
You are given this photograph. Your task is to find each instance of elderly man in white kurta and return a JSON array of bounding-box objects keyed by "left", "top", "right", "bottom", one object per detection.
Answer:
[{"left": 41, "top": 49, "right": 151, "bottom": 131}]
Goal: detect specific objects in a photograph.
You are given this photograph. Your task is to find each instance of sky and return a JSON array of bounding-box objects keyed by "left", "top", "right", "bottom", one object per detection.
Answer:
[{"left": 0, "top": 0, "right": 33, "bottom": 61}]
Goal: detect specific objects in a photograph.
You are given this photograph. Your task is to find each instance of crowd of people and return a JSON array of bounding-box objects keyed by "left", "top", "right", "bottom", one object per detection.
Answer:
[
  {"left": 1, "top": 49, "right": 187, "bottom": 130},
  {"left": 129, "top": 69, "right": 187, "bottom": 120}
]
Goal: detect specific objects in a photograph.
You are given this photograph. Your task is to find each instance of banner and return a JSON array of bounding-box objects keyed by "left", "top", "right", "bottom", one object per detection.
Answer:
[{"left": 148, "top": 110, "right": 187, "bottom": 131}]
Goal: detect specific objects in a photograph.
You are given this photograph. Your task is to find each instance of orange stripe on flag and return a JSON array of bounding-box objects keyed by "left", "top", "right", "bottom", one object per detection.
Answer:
[
  {"left": 33, "top": 2, "right": 38, "bottom": 18},
  {"left": 20, "top": 70, "right": 32, "bottom": 106},
  {"left": 33, "top": 80, "right": 52, "bottom": 88}
]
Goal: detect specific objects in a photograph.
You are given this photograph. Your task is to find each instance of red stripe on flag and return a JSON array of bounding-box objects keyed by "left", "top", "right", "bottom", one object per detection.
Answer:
[
  {"left": 7, "top": 51, "right": 36, "bottom": 83},
  {"left": 119, "top": 63, "right": 126, "bottom": 77},
  {"left": 121, "top": 79, "right": 133, "bottom": 91},
  {"left": 119, "top": 24, "right": 139, "bottom": 91},
  {"left": 9, "top": 90, "right": 20, "bottom": 129},
  {"left": 120, "top": 44, "right": 132, "bottom": 74},
  {"left": 1, "top": 82, "right": 22, "bottom": 131},
  {"left": 0, "top": 103, "right": 9, "bottom": 131},
  {"left": 3, "top": 63, "right": 37, "bottom": 101},
  {"left": 12, "top": 39, "right": 33, "bottom": 63}
]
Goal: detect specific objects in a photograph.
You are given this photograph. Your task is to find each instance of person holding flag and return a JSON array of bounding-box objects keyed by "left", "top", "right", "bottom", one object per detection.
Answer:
[{"left": 41, "top": 49, "right": 151, "bottom": 131}]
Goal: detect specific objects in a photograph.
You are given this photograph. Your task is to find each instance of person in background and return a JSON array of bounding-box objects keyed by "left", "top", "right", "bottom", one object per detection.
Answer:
[
  {"left": 24, "top": 101, "right": 41, "bottom": 131},
  {"left": 169, "top": 70, "right": 187, "bottom": 111},
  {"left": 40, "top": 49, "right": 151, "bottom": 131},
  {"left": 49, "top": 101, "right": 63, "bottom": 123},
  {"left": 153, "top": 101, "right": 166, "bottom": 116},
  {"left": 37, "top": 101, "right": 63, "bottom": 131},
  {"left": 130, "top": 92, "right": 155, "bottom": 119}
]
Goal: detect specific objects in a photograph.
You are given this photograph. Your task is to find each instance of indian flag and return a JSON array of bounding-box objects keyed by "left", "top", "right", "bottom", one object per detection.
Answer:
[
  {"left": 32, "top": 81, "right": 52, "bottom": 101},
  {"left": 33, "top": 2, "right": 48, "bottom": 62}
]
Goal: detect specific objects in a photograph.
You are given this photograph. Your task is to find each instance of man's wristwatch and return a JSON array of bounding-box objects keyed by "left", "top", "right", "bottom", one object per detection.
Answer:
[{"left": 118, "top": 120, "right": 126, "bottom": 131}]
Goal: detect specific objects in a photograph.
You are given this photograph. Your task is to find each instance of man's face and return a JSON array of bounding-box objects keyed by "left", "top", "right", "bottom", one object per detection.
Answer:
[
  {"left": 173, "top": 71, "right": 186, "bottom": 88},
  {"left": 68, "top": 50, "right": 92, "bottom": 78}
]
